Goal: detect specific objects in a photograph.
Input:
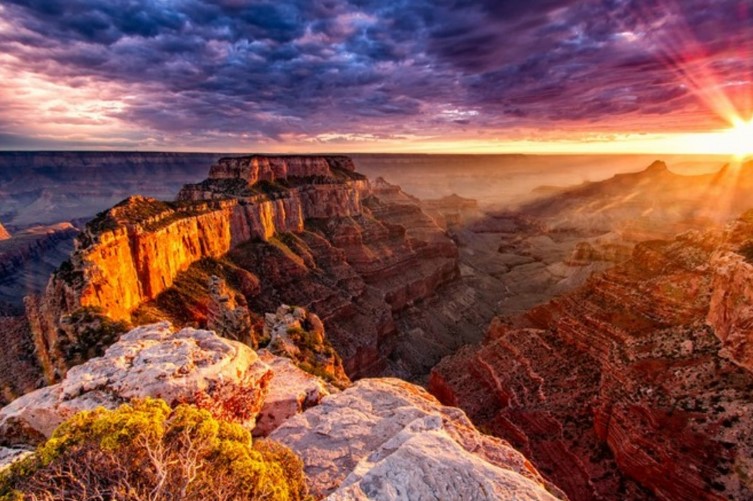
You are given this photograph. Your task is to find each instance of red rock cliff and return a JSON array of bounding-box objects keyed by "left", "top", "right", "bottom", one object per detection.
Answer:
[
  {"left": 26, "top": 156, "right": 370, "bottom": 380},
  {"left": 430, "top": 213, "right": 753, "bottom": 500},
  {"left": 26, "top": 155, "right": 459, "bottom": 384}
]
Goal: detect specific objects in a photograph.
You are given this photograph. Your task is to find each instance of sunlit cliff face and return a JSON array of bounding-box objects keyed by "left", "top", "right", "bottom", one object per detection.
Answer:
[{"left": 0, "top": 0, "right": 751, "bottom": 154}]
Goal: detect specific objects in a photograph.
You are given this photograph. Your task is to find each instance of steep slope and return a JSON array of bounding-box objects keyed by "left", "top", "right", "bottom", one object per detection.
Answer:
[
  {"left": 430, "top": 212, "right": 753, "bottom": 500},
  {"left": 23, "top": 155, "right": 459, "bottom": 383}
]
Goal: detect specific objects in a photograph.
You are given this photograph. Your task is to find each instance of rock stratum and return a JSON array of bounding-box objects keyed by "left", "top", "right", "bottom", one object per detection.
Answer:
[
  {"left": 24, "top": 155, "right": 459, "bottom": 384},
  {"left": 430, "top": 211, "right": 753, "bottom": 500},
  {"left": 0, "top": 321, "right": 560, "bottom": 501}
]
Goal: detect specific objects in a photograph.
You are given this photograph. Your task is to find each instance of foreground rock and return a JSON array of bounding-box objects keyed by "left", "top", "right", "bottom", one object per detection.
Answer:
[
  {"left": 254, "top": 352, "right": 332, "bottom": 437},
  {"left": 431, "top": 213, "right": 753, "bottom": 500},
  {"left": 271, "top": 378, "right": 564, "bottom": 500},
  {"left": 0, "top": 322, "right": 272, "bottom": 446}
]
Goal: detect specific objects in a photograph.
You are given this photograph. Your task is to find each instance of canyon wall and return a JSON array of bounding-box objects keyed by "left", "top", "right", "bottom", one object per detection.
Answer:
[
  {"left": 25, "top": 155, "right": 459, "bottom": 383},
  {"left": 430, "top": 213, "right": 753, "bottom": 500},
  {"left": 25, "top": 156, "right": 370, "bottom": 381}
]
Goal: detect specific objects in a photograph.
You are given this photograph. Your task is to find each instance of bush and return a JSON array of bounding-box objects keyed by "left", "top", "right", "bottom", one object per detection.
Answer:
[{"left": 0, "top": 399, "right": 310, "bottom": 501}]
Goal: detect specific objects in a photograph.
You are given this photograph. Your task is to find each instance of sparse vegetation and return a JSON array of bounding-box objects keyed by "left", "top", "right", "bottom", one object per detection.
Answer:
[{"left": 0, "top": 399, "right": 311, "bottom": 501}]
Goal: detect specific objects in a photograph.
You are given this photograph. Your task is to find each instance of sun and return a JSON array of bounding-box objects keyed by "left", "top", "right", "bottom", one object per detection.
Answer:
[{"left": 724, "top": 118, "right": 753, "bottom": 160}]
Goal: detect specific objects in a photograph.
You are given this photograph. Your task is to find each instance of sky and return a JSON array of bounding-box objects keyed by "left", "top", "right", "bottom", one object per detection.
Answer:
[{"left": 0, "top": 0, "right": 751, "bottom": 153}]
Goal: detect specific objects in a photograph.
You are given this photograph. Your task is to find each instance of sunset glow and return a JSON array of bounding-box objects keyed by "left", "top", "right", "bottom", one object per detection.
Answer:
[{"left": 0, "top": 1, "right": 751, "bottom": 154}]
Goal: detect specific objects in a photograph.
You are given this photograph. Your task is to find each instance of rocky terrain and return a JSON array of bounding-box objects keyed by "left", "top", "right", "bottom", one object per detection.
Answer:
[
  {"left": 6, "top": 153, "right": 753, "bottom": 499},
  {"left": 21, "top": 155, "right": 460, "bottom": 385},
  {"left": 0, "top": 321, "right": 562, "bottom": 500},
  {"left": 430, "top": 211, "right": 753, "bottom": 500}
]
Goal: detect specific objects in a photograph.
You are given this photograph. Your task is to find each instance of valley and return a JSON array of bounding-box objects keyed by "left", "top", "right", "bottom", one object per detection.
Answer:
[{"left": 1, "top": 152, "right": 752, "bottom": 500}]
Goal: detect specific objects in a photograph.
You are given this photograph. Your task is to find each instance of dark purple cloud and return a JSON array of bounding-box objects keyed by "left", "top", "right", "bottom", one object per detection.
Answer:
[{"left": 0, "top": 0, "right": 751, "bottom": 149}]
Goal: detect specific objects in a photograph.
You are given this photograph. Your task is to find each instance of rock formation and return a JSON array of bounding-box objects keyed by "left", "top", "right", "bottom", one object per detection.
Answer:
[
  {"left": 0, "top": 223, "right": 9, "bottom": 240},
  {"left": 0, "top": 322, "right": 272, "bottom": 446},
  {"left": 253, "top": 352, "right": 331, "bottom": 437},
  {"left": 270, "top": 378, "right": 564, "bottom": 500},
  {"left": 430, "top": 212, "right": 753, "bottom": 500},
  {"left": 0, "top": 321, "right": 561, "bottom": 501},
  {"left": 24, "top": 155, "right": 460, "bottom": 383},
  {"left": 263, "top": 304, "right": 350, "bottom": 389},
  {"left": 206, "top": 275, "right": 253, "bottom": 344}
]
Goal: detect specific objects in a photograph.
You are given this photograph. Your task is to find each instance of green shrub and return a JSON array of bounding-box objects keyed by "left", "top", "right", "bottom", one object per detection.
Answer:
[{"left": 0, "top": 399, "right": 310, "bottom": 501}]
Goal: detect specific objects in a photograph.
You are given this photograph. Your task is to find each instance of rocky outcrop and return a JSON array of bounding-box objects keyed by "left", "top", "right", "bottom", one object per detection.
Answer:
[
  {"left": 0, "top": 322, "right": 272, "bottom": 446},
  {"left": 254, "top": 352, "right": 331, "bottom": 437},
  {"left": 264, "top": 304, "right": 350, "bottom": 389},
  {"left": 270, "top": 378, "right": 564, "bottom": 500},
  {"left": 206, "top": 275, "right": 253, "bottom": 343},
  {"left": 25, "top": 156, "right": 376, "bottom": 381},
  {"left": 26, "top": 156, "right": 460, "bottom": 382},
  {"left": 206, "top": 155, "right": 356, "bottom": 185},
  {"left": 0, "top": 319, "right": 562, "bottom": 501},
  {"left": 431, "top": 215, "right": 753, "bottom": 500}
]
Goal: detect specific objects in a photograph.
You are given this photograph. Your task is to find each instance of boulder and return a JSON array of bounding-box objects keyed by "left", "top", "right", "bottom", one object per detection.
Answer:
[
  {"left": 0, "top": 322, "right": 272, "bottom": 446},
  {"left": 254, "top": 352, "right": 331, "bottom": 437},
  {"left": 270, "top": 378, "right": 563, "bottom": 500}
]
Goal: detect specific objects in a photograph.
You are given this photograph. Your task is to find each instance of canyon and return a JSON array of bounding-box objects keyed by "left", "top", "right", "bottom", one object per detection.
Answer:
[
  {"left": 22, "top": 155, "right": 460, "bottom": 385},
  {"left": 0, "top": 314, "right": 562, "bottom": 500},
  {"left": 430, "top": 211, "right": 753, "bottom": 500},
  {"left": 3, "top": 153, "right": 753, "bottom": 499}
]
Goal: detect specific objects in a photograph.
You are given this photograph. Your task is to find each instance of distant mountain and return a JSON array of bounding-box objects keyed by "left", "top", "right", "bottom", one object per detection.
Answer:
[{"left": 521, "top": 159, "right": 753, "bottom": 240}]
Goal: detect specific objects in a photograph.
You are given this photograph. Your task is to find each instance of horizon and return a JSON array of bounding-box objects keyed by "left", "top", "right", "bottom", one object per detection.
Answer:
[{"left": 1, "top": 1, "right": 751, "bottom": 155}]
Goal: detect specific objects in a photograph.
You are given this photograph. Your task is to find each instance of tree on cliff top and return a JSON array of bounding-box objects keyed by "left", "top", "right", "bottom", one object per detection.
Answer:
[{"left": 0, "top": 399, "right": 311, "bottom": 501}]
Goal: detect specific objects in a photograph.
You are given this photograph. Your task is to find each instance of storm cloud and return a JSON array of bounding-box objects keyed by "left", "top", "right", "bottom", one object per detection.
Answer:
[{"left": 0, "top": 0, "right": 750, "bottom": 149}]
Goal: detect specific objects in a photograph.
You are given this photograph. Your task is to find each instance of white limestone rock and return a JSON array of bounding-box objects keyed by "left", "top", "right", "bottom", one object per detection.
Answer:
[
  {"left": 0, "top": 322, "right": 271, "bottom": 446},
  {"left": 271, "top": 378, "right": 563, "bottom": 500}
]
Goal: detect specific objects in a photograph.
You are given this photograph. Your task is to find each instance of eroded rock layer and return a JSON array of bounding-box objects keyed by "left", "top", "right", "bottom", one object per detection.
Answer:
[
  {"left": 430, "top": 212, "right": 753, "bottom": 501},
  {"left": 25, "top": 155, "right": 459, "bottom": 383},
  {"left": 270, "top": 378, "right": 564, "bottom": 500}
]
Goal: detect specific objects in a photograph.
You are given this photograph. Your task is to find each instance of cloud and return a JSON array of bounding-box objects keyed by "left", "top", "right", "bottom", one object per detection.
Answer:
[{"left": 0, "top": 0, "right": 751, "bottom": 149}]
